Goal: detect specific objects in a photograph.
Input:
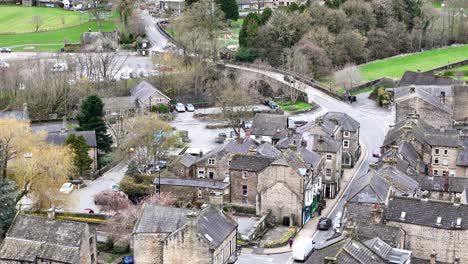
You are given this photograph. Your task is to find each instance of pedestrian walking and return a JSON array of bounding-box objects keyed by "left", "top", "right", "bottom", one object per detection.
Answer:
[{"left": 288, "top": 237, "right": 294, "bottom": 248}]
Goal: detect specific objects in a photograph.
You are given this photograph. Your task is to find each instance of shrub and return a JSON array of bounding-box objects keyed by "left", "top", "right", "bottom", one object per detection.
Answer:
[
  {"left": 223, "top": 204, "right": 256, "bottom": 215},
  {"left": 99, "top": 153, "right": 114, "bottom": 168},
  {"left": 264, "top": 227, "right": 297, "bottom": 248},
  {"left": 120, "top": 176, "right": 152, "bottom": 201},
  {"left": 112, "top": 245, "right": 130, "bottom": 254},
  {"left": 235, "top": 47, "right": 258, "bottom": 62}
]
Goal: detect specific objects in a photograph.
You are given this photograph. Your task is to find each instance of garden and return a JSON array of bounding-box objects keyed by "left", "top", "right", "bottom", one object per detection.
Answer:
[{"left": 277, "top": 101, "right": 313, "bottom": 113}]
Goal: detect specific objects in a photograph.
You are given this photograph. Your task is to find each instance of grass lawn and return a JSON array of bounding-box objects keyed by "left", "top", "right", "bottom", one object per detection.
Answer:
[
  {"left": 0, "top": 20, "right": 116, "bottom": 52},
  {"left": 0, "top": 6, "right": 89, "bottom": 34},
  {"left": 443, "top": 64, "right": 468, "bottom": 81},
  {"left": 278, "top": 101, "right": 313, "bottom": 113},
  {"left": 432, "top": 0, "right": 443, "bottom": 8},
  {"left": 359, "top": 45, "right": 468, "bottom": 81}
]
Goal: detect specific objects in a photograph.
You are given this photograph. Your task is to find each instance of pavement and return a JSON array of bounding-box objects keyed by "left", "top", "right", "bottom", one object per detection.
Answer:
[{"left": 66, "top": 161, "right": 128, "bottom": 213}]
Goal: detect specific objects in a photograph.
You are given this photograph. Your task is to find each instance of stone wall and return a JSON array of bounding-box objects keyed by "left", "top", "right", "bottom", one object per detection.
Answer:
[
  {"left": 230, "top": 170, "right": 258, "bottom": 206},
  {"left": 193, "top": 154, "right": 232, "bottom": 181},
  {"left": 212, "top": 230, "right": 237, "bottom": 264},
  {"left": 159, "top": 186, "right": 229, "bottom": 204},
  {"left": 386, "top": 221, "right": 468, "bottom": 263},
  {"left": 78, "top": 225, "right": 97, "bottom": 264},
  {"left": 134, "top": 233, "right": 167, "bottom": 264},
  {"left": 163, "top": 225, "right": 212, "bottom": 264},
  {"left": 396, "top": 98, "right": 453, "bottom": 129},
  {"left": 453, "top": 85, "right": 468, "bottom": 123}
]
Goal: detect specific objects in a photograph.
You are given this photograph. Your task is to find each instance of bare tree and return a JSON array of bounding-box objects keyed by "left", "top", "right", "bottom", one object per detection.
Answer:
[
  {"left": 217, "top": 86, "right": 255, "bottom": 138},
  {"left": 31, "top": 15, "right": 43, "bottom": 32},
  {"left": 334, "top": 63, "right": 364, "bottom": 93}
]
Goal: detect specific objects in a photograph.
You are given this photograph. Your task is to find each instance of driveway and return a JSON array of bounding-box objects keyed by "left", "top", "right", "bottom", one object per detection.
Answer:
[{"left": 66, "top": 161, "right": 128, "bottom": 213}]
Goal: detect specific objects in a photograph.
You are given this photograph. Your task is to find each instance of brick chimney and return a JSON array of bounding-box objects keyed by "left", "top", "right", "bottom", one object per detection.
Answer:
[{"left": 430, "top": 250, "right": 437, "bottom": 264}]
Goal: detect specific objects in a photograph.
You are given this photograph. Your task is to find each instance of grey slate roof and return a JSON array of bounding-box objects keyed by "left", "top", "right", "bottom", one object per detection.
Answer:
[
  {"left": 46, "top": 131, "right": 97, "bottom": 147},
  {"left": 102, "top": 96, "right": 138, "bottom": 110},
  {"left": 155, "top": 177, "right": 228, "bottom": 190},
  {"left": 0, "top": 215, "right": 87, "bottom": 263},
  {"left": 174, "top": 153, "right": 198, "bottom": 167},
  {"left": 345, "top": 203, "right": 374, "bottom": 222},
  {"left": 134, "top": 204, "right": 237, "bottom": 249},
  {"left": 386, "top": 196, "right": 468, "bottom": 229},
  {"left": 355, "top": 222, "right": 405, "bottom": 248},
  {"left": 304, "top": 134, "right": 341, "bottom": 153},
  {"left": 134, "top": 204, "right": 188, "bottom": 233},
  {"left": 130, "top": 81, "right": 170, "bottom": 103},
  {"left": 342, "top": 239, "right": 386, "bottom": 264},
  {"left": 348, "top": 171, "right": 391, "bottom": 203},
  {"left": 399, "top": 71, "right": 463, "bottom": 86},
  {"left": 250, "top": 114, "right": 288, "bottom": 136},
  {"left": 256, "top": 142, "right": 282, "bottom": 158},
  {"left": 323, "top": 112, "right": 360, "bottom": 132},
  {"left": 0, "top": 110, "right": 29, "bottom": 121},
  {"left": 230, "top": 155, "right": 275, "bottom": 172},
  {"left": 298, "top": 147, "right": 321, "bottom": 167},
  {"left": 415, "top": 175, "right": 468, "bottom": 193},
  {"left": 456, "top": 149, "right": 468, "bottom": 166},
  {"left": 197, "top": 138, "right": 256, "bottom": 162},
  {"left": 276, "top": 133, "right": 302, "bottom": 149},
  {"left": 306, "top": 236, "right": 349, "bottom": 264},
  {"left": 395, "top": 86, "right": 454, "bottom": 115}
]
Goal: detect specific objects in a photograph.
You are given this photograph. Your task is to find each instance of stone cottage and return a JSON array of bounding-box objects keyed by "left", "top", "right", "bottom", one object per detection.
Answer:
[
  {"left": 133, "top": 199, "right": 237, "bottom": 264},
  {"left": 130, "top": 81, "right": 171, "bottom": 112},
  {"left": 249, "top": 113, "right": 288, "bottom": 145},
  {"left": 0, "top": 213, "right": 97, "bottom": 264}
]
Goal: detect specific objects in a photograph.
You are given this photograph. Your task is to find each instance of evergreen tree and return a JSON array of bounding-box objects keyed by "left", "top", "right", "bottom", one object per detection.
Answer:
[
  {"left": 126, "top": 160, "right": 139, "bottom": 176},
  {"left": 0, "top": 179, "right": 16, "bottom": 237},
  {"left": 260, "top": 7, "right": 272, "bottom": 25},
  {"left": 239, "top": 12, "right": 260, "bottom": 48},
  {"left": 217, "top": 0, "right": 239, "bottom": 21},
  {"left": 65, "top": 134, "right": 93, "bottom": 176},
  {"left": 185, "top": 0, "right": 198, "bottom": 6},
  {"left": 77, "top": 95, "right": 113, "bottom": 153}
]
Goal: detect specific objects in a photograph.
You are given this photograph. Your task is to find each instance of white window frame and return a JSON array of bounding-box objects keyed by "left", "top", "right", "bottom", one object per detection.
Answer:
[
  {"left": 343, "top": 131, "right": 350, "bottom": 137},
  {"left": 434, "top": 157, "right": 439, "bottom": 164},
  {"left": 242, "top": 185, "right": 248, "bottom": 196},
  {"left": 343, "top": 140, "right": 350, "bottom": 148},
  {"left": 228, "top": 160, "right": 231, "bottom": 166},
  {"left": 242, "top": 171, "right": 248, "bottom": 179},
  {"left": 442, "top": 158, "right": 448, "bottom": 166},
  {"left": 433, "top": 169, "right": 438, "bottom": 176},
  {"left": 198, "top": 170, "right": 205, "bottom": 178},
  {"left": 208, "top": 159, "right": 216, "bottom": 165},
  {"left": 326, "top": 154, "right": 332, "bottom": 161},
  {"left": 435, "top": 149, "right": 439, "bottom": 155},
  {"left": 449, "top": 171, "right": 455, "bottom": 177},
  {"left": 442, "top": 171, "right": 447, "bottom": 177},
  {"left": 197, "top": 188, "right": 203, "bottom": 198}
]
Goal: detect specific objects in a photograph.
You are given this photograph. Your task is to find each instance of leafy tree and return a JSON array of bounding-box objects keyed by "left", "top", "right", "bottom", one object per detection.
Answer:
[
  {"left": 185, "top": 0, "right": 198, "bottom": 6},
  {"left": 239, "top": 12, "right": 261, "bottom": 48},
  {"left": 77, "top": 95, "right": 113, "bottom": 153},
  {"left": 260, "top": 8, "right": 273, "bottom": 25},
  {"left": 0, "top": 179, "right": 16, "bottom": 237},
  {"left": 65, "top": 134, "right": 93, "bottom": 177},
  {"left": 235, "top": 47, "right": 258, "bottom": 62},
  {"left": 217, "top": 0, "right": 239, "bottom": 20},
  {"left": 324, "top": 0, "right": 346, "bottom": 8}
]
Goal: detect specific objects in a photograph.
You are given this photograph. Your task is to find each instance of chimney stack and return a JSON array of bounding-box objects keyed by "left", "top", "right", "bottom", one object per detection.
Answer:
[
  {"left": 47, "top": 207, "right": 56, "bottom": 220},
  {"left": 371, "top": 204, "right": 384, "bottom": 224},
  {"left": 186, "top": 211, "right": 198, "bottom": 228},
  {"left": 209, "top": 193, "right": 224, "bottom": 210},
  {"left": 430, "top": 250, "right": 437, "bottom": 264}
]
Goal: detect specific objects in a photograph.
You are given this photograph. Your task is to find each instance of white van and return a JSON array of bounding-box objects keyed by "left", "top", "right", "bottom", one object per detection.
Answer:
[
  {"left": 292, "top": 237, "right": 315, "bottom": 262},
  {"left": 333, "top": 211, "right": 343, "bottom": 233}
]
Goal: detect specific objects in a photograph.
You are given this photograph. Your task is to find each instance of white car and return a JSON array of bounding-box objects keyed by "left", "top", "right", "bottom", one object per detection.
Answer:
[
  {"left": 111, "top": 183, "right": 120, "bottom": 192},
  {"left": 51, "top": 62, "right": 68, "bottom": 72},
  {"left": 185, "top": 103, "right": 195, "bottom": 112},
  {"left": 175, "top": 103, "right": 186, "bottom": 112},
  {"left": 0, "top": 61, "right": 10, "bottom": 68},
  {"left": 120, "top": 71, "right": 130, "bottom": 80},
  {"left": 59, "top": 183, "right": 74, "bottom": 194}
]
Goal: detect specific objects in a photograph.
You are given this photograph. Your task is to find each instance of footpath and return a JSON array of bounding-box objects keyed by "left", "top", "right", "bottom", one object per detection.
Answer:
[{"left": 242, "top": 146, "right": 368, "bottom": 255}]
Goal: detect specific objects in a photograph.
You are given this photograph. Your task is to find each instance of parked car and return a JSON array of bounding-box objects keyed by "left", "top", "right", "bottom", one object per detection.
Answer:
[
  {"left": 185, "top": 103, "right": 195, "bottom": 112},
  {"left": 317, "top": 217, "right": 332, "bottom": 230},
  {"left": 139, "top": 70, "right": 149, "bottom": 78},
  {"left": 129, "top": 71, "right": 138, "bottom": 79},
  {"left": 0, "top": 61, "right": 10, "bottom": 68},
  {"left": 333, "top": 211, "right": 343, "bottom": 233},
  {"left": 111, "top": 183, "right": 120, "bottom": 192},
  {"left": 292, "top": 237, "right": 315, "bottom": 262},
  {"left": 215, "top": 133, "right": 227, "bottom": 143},
  {"left": 156, "top": 160, "right": 168, "bottom": 169},
  {"left": 59, "top": 183, "right": 74, "bottom": 194},
  {"left": 0, "top": 47, "right": 11, "bottom": 53},
  {"left": 120, "top": 71, "right": 130, "bottom": 80},
  {"left": 51, "top": 62, "right": 68, "bottom": 72},
  {"left": 373, "top": 148, "right": 381, "bottom": 158},
  {"left": 120, "top": 256, "right": 134, "bottom": 264},
  {"left": 268, "top": 100, "right": 279, "bottom": 110},
  {"left": 175, "top": 103, "right": 186, "bottom": 112},
  {"left": 284, "top": 74, "right": 295, "bottom": 83}
]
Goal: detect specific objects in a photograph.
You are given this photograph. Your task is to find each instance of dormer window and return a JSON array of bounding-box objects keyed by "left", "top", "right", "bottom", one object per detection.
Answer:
[
  {"left": 456, "top": 218, "right": 462, "bottom": 227},
  {"left": 436, "top": 217, "right": 442, "bottom": 225},
  {"left": 400, "top": 212, "right": 406, "bottom": 220}
]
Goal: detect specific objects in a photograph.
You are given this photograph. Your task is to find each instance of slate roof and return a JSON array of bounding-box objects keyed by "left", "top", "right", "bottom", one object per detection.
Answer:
[
  {"left": 304, "top": 134, "right": 341, "bottom": 153},
  {"left": 134, "top": 204, "right": 237, "bottom": 249},
  {"left": 323, "top": 112, "right": 360, "bottom": 132},
  {"left": 342, "top": 239, "right": 386, "bottom": 264},
  {"left": 386, "top": 196, "right": 468, "bottom": 229},
  {"left": 102, "top": 96, "right": 138, "bottom": 110},
  {"left": 364, "top": 237, "right": 412, "bottom": 264},
  {"left": 0, "top": 215, "right": 87, "bottom": 263},
  {"left": 130, "top": 81, "right": 170, "bottom": 103},
  {"left": 155, "top": 177, "right": 228, "bottom": 190},
  {"left": 298, "top": 147, "right": 321, "bottom": 167},
  {"left": 46, "top": 131, "right": 97, "bottom": 147},
  {"left": 174, "top": 153, "right": 198, "bottom": 167},
  {"left": 229, "top": 155, "right": 275, "bottom": 172},
  {"left": 456, "top": 149, "right": 468, "bottom": 166},
  {"left": 276, "top": 133, "right": 302, "bottom": 149},
  {"left": 306, "top": 236, "right": 348, "bottom": 264},
  {"left": 394, "top": 85, "right": 454, "bottom": 115},
  {"left": 355, "top": 222, "right": 405, "bottom": 248},
  {"left": 0, "top": 110, "right": 29, "bottom": 121},
  {"left": 399, "top": 71, "right": 463, "bottom": 86},
  {"left": 134, "top": 204, "right": 188, "bottom": 233},
  {"left": 345, "top": 203, "right": 374, "bottom": 223},
  {"left": 196, "top": 138, "right": 256, "bottom": 163},
  {"left": 250, "top": 114, "right": 288, "bottom": 136},
  {"left": 415, "top": 175, "right": 468, "bottom": 193},
  {"left": 256, "top": 142, "right": 282, "bottom": 158},
  {"left": 348, "top": 171, "right": 391, "bottom": 204}
]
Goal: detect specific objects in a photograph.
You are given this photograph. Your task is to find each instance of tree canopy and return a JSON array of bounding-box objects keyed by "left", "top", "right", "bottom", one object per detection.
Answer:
[
  {"left": 217, "top": 0, "right": 239, "bottom": 20},
  {"left": 0, "top": 179, "right": 16, "bottom": 237},
  {"left": 65, "top": 134, "right": 93, "bottom": 177}
]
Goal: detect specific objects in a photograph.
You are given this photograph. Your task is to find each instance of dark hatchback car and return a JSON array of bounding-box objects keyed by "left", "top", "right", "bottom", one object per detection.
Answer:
[{"left": 317, "top": 217, "right": 332, "bottom": 230}]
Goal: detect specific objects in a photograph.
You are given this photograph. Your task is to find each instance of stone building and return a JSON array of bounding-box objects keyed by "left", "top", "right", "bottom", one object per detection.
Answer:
[
  {"left": 155, "top": 177, "right": 230, "bottom": 204},
  {"left": 133, "top": 200, "right": 237, "bottom": 264},
  {"left": 0, "top": 214, "right": 97, "bottom": 264},
  {"left": 192, "top": 138, "right": 256, "bottom": 181},
  {"left": 130, "top": 81, "right": 171, "bottom": 112},
  {"left": 386, "top": 196, "right": 468, "bottom": 263},
  {"left": 101, "top": 96, "right": 139, "bottom": 117},
  {"left": 168, "top": 153, "right": 198, "bottom": 178},
  {"left": 249, "top": 113, "right": 288, "bottom": 145}
]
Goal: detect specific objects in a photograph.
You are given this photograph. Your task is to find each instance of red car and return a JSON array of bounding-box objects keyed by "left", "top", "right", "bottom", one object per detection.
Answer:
[{"left": 373, "top": 148, "right": 381, "bottom": 158}]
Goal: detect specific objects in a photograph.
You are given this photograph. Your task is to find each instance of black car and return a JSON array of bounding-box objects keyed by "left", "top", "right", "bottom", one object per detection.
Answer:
[{"left": 317, "top": 217, "right": 332, "bottom": 230}]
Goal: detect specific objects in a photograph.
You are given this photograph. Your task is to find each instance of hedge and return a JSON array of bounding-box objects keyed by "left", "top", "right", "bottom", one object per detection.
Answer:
[{"left": 223, "top": 204, "right": 256, "bottom": 215}]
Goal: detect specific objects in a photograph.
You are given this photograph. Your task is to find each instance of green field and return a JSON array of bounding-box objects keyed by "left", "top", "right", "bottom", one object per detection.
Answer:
[
  {"left": 0, "top": 6, "right": 89, "bottom": 34},
  {"left": 278, "top": 101, "right": 313, "bottom": 113},
  {"left": 359, "top": 45, "right": 468, "bottom": 81},
  {"left": 0, "top": 20, "right": 116, "bottom": 52}
]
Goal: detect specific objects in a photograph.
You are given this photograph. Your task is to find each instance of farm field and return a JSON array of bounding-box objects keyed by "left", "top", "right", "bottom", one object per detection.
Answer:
[
  {"left": 0, "top": 6, "right": 89, "bottom": 34},
  {"left": 359, "top": 45, "right": 468, "bottom": 81}
]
